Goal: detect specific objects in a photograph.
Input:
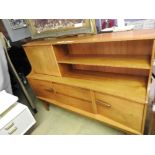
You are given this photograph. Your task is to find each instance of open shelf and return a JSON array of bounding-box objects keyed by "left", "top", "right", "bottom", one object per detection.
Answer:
[
  {"left": 29, "top": 70, "right": 147, "bottom": 103},
  {"left": 58, "top": 55, "right": 150, "bottom": 70}
]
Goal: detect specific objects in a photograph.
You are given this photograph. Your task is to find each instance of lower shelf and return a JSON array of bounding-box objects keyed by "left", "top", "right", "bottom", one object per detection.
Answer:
[{"left": 38, "top": 96, "right": 142, "bottom": 134}]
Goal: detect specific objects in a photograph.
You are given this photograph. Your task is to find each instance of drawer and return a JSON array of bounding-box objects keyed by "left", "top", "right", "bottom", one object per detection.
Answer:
[
  {"left": 0, "top": 108, "right": 36, "bottom": 135},
  {"left": 55, "top": 93, "right": 93, "bottom": 113},
  {"left": 53, "top": 82, "right": 91, "bottom": 101},
  {"left": 28, "top": 79, "right": 55, "bottom": 99},
  {"left": 95, "top": 92, "right": 144, "bottom": 131}
]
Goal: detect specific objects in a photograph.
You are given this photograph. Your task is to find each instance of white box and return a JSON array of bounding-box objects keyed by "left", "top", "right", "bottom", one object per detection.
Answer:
[
  {"left": 0, "top": 103, "right": 36, "bottom": 135},
  {"left": 0, "top": 90, "right": 18, "bottom": 115}
]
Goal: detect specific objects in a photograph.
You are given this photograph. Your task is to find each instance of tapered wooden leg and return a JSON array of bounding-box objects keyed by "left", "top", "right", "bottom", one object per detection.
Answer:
[
  {"left": 43, "top": 102, "right": 50, "bottom": 111},
  {"left": 149, "top": 113, "right": 155, "bottom": 134}
]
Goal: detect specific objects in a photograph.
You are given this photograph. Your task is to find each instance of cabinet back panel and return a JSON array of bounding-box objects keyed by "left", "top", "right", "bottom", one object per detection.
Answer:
[
  {"left": 53, "top": 44, "right": 68, "bottom": 60},
  {"left": 72, "top": 65, "right": 149, "bottom": 76},
  {"left": 68, "top": 40, "right": 153, "bottom": 56}
]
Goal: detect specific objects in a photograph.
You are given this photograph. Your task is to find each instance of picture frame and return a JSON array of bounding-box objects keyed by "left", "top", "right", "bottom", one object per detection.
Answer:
[
  {"left": 8, "top": 19, "right": 27, "bottom": 30},
  {"left": 27, "top": 19, "right": 96, "bottom": 39}
]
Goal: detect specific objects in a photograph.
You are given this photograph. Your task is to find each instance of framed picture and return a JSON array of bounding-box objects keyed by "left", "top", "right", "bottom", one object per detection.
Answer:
[
  {"left": 8, "top": 19, "right": 27, "bottom": 30},
  {"left": 27, "top": 19, "right": 96, "bottom": 39},
  {"left": 96, "top": 19, "right": 117, "bottom": 33}
]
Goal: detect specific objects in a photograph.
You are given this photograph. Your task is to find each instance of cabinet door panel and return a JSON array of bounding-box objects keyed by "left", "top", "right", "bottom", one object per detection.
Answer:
[
  {"left": 24, "top": 45, "right": 61, "bottom": 76},
  {"left": 53, "top": 82, "right": 91, "bottom": 101},
  {"left": 54, "top": 93, "right": 93, "bottom": 113},
  {"left": 95, "top": 92, "right": 144, "bottom": 132},
  {"left": 28, "top": 79, "right": 55, "bottom": 99}
]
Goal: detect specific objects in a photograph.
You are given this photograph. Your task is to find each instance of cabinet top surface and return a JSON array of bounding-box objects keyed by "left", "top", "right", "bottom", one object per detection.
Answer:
[
  {"left": 23, "top": 29, "right": 155, "bottom": 46},
  {"left": 28, "top": 71, "right": 147, "bottom": 104}
]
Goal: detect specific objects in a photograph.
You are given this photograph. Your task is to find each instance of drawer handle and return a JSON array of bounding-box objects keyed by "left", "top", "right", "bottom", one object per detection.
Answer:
[
  {"left": 5, "top": 122, "right": 14, "bottom": 130},
  {"left": 45, "top": 88, "right": 54, "bottom": 92},
  {"left": 96, "top": 99, "right": 111, "bottom": 108},
  {"left": 8, "top": 127, "right": 17, "bottom": 135}
]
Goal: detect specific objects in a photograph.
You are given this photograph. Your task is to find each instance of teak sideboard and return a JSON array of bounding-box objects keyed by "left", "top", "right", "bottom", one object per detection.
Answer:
[{"left": 23, "top": 30, "right": 155, "bottom": 134}]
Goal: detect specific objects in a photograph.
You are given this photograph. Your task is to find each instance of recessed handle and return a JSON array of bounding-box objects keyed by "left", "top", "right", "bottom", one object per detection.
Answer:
[
  {"left": 96, "top": 99, "right": 111, "bottom": 108},
  {"left": 45, "top": 88, "right": 54, "bottom": 93},
  {"left": 8, "top": 127, "right": 17, "bottom": 135},
  {"left": 5, "top": 122, "right": 14, "bottom": 130}
]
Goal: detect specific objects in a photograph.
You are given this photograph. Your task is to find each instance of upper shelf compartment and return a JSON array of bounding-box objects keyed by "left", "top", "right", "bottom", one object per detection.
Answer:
[
  {"left": 58, "top": 55, "right": 150, "bottom": 70},
  {"left": 53, "top": 39, "right": 153, "bottom": 76}
]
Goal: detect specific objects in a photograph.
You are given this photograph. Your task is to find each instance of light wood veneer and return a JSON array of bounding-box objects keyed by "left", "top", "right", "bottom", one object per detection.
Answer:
[{"left": 23, "top": 30, "right": 155, "bottom": 134}]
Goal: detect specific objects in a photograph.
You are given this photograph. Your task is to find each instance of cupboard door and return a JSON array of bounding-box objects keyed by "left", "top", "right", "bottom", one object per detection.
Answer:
[
  {"left": 24, "top": 45, "right": 61, "bottom": 76},
  {"left": 95, "top": 92, "right": 144, "bottom": 132}
]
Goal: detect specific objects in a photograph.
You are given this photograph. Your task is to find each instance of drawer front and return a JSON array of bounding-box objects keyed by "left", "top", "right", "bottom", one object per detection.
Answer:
[
  {"left": 53, "top": 83, "right": 91, "bottom": 101},
  {"left": 95, "top": 92, "right": 144, "bottom": 131},
  {"left": 0, "top": 108, "right": 36, "bottom": 135},
  {"left": 55, "top": 93, "right": 93, "bottom": 113},
  {"left": 28, "top": 79, "right": 55, "bottom": 99}
]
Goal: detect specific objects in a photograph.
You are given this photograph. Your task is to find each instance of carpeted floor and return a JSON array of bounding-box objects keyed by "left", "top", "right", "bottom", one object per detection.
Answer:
[{"left": 31, "top": 99, "right": 124, "bottom": 135}]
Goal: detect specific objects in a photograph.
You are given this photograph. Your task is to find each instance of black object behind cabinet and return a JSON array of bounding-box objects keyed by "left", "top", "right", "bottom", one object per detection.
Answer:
[{"left": 8, "top": 45, "right": 31, "bottom": 76}]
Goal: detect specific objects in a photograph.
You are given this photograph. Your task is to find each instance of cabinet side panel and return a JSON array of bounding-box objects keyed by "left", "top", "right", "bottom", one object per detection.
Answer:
[{"left": 146, "top": 40, "right": 155, "bottom": 102}]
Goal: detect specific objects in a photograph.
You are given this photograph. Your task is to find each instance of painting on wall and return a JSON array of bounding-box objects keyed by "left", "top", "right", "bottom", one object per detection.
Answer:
[
  {"left": 27, "top": 19, "right": 96, "bottom": 39},
  {"left": 9, "top": 19, "right": 27, "bottom": 30},
  {"left": 32, "top": 19, "right": 85, "bottom": 33}
]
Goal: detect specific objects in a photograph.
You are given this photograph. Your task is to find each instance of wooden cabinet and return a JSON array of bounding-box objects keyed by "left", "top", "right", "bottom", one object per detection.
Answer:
[{"left": 23, "top": 30, "right": 155, "bottom": 134}]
